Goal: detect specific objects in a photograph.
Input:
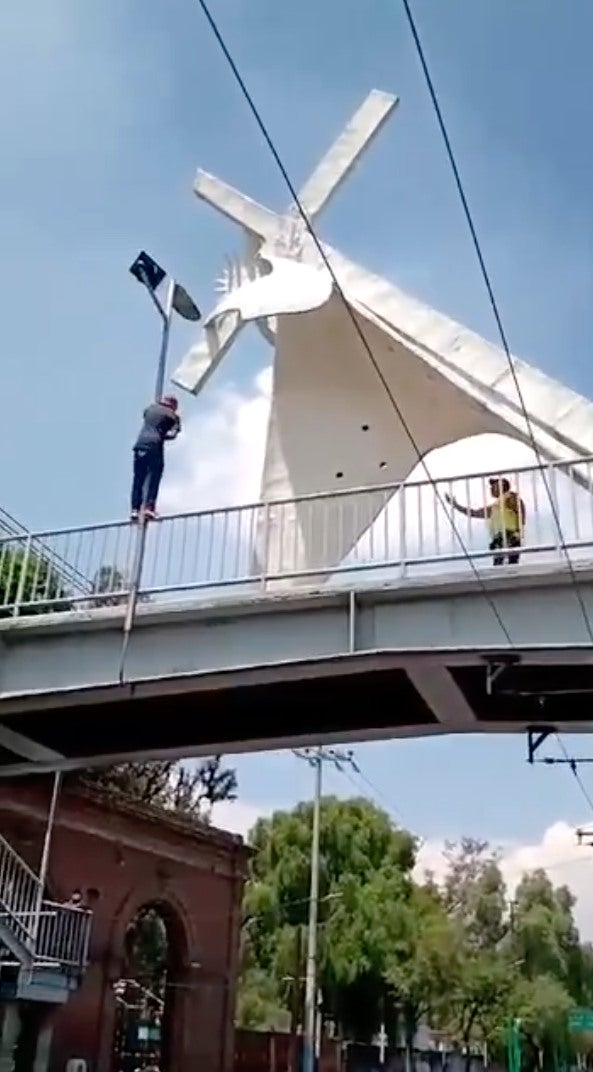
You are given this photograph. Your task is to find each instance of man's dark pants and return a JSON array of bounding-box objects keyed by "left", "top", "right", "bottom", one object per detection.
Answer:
[
  {"left": 131, "top": 446, "right": 164, "bottom": 512},
  {"left": 489, "top": 530, "right": 521, "bottom": 566}
]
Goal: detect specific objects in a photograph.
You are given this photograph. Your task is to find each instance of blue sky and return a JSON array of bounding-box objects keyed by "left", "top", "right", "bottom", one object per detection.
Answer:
[{"left": 3, "top": 0, "right": 593, "bottom": 907}]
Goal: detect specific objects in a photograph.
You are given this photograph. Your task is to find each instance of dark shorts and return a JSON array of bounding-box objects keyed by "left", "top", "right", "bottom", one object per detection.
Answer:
[{"left": 489, "top": 530, "right": 521, "bottom": 564}]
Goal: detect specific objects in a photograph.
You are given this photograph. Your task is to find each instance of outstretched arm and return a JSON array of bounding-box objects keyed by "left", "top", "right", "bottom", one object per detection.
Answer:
[{"left": 445, "top": 493, "right": 488, "bottom": 519}]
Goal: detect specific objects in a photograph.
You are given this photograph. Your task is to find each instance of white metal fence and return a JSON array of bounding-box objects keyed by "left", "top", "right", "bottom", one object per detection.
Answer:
[
  {"left": 2, "top": 457, "right": 593, "bottom": 616},
  {"left": 0, "top": 831, "right": 91, "bottom": 973},
  {"left": 0, "top": 831, "right": 40, "bottom": 949}
]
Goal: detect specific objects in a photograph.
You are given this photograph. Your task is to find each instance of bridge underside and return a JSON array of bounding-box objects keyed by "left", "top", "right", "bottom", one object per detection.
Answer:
[
  {"left": 0, "top": 650, "right": 592, "bottom": 777},
  {"left": 2, "top": 566, "right": 593, "bottom": 776}
]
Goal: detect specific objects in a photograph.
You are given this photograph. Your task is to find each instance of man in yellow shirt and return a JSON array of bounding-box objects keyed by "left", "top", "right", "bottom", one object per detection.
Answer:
[{"left": 445, "top": 477, "right": 526, "bottom": 566}]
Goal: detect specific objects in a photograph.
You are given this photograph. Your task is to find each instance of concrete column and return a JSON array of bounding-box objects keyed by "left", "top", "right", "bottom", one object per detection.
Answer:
[
  {"left": 32, "top": 1015, "right": 54, "bottom": 1072},
  {"left": 0, "top": 1005, "right": 22, "bottom": 1072}
]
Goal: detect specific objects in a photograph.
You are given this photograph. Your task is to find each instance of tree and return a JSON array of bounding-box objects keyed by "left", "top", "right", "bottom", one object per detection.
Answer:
[
  {"left": 511, "top": 974, "right": 573, "bottom": 1071},
  {"left": 0, "top": 545, "right": 70, "bottom": 616},
  {"left": 381, "top": 884, "right": 460, "bottom": 1071},
  {"left": 443, "top": 838, "right": 507, "bottom": 950},
  {"left": 438, "top": 839, "right": 514, "bottom": 1070},
  {"left": 91, "top": 564, "right": 128, "bottom": 607},
  {"left": 441, "top": 947, "right": 514, "bottom": 1072},
  {"left": 124, "top": 906, "right": 169, "bottom": 995},
  {"left": 170, "top": 757, "right": 238, "bottom": 820},
  {"left": 239, "top": 807, "right": 593, "bottom": 1067},
  {"left": 236, "top": 930, "right": 291, "bottom": 1031},
  {"left": 242, "top": 797, "right": 417, "bottom": 1041},
  {"left": 510, "top": 870, "right": 580, "bottom": 986},
  {"left": 68, "top": 756, "right": 238, "bottom": 823}
]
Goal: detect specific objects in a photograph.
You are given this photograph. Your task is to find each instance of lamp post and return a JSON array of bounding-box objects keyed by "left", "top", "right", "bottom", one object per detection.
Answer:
[
  {"left": 129, "top": 250, "right": 201, "bottom": 403},
  {"left": 119, "top": 252, "right": 201, "bottom": 683}
]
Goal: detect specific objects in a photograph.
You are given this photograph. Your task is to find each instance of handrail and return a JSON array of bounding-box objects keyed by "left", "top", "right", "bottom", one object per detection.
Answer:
[
  {"left": 0, "top": 831, "right": 42, "bottom": 949},
  {"left": 2, "top": 454, "right": 593, "bottom": 540},
  {"left": 0, "top": 832, "right": 91, "bottom": 972},
  {"left": 1, "top": 453, "right": 593, "bottom": 616}
]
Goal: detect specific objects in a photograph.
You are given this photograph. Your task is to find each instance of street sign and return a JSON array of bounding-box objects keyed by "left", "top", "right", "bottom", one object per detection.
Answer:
[{"left": 569, "top": 1009, "right": 593, "bottom": 1032}]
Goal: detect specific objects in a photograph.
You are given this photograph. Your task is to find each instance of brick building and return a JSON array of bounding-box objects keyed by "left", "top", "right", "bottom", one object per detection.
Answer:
[{"left": 0, "top": 777, "right": 249, "bottom": 1072}]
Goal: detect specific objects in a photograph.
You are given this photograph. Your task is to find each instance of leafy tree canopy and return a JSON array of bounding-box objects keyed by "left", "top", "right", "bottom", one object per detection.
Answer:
[
  {"left": 67, "top": 756, "right": 237, "bottom": 824},
  {"left": 0, "top": 545, "right": 71, "bottom": 616},
  {"left": 237, "top": 803, "right": 591, "bottom": 1072}
]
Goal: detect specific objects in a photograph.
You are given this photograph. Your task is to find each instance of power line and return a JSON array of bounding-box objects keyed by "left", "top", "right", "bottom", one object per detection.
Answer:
[
  {"left": 194, "top": 0, "right": 516, "bottom": 649},
  {"left": 555, "top": 733, "right": 593, "bottom": 816},
  {"left": 398, "top": 0, "right": 593, "bottom": 647},
  {"left": 345, "top": 755, "right": 409, "bottom": 829}
]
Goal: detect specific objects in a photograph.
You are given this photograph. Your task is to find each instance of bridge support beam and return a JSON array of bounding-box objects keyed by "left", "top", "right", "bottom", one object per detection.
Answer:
[{"left": 0, "top": 1005, "right": 21, "bottom": 1072}]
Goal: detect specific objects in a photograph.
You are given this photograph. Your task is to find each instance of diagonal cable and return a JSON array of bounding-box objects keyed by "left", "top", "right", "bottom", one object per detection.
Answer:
[
  {"left": 194, "top": 0, "right": 517, "bottom": 647},
  {"left": 555, "top": 733, "right": 593, "bottom": 815},
  {"left": 399, "top": 0, "right": 593, "bottom": 645}
]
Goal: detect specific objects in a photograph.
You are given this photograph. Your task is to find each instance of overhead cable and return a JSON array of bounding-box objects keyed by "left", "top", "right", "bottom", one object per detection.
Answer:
[
  {"left": 194, "top": 0, "right": 517, "bottom": 647},
  {"left": 398, "top": 0, "right": 593, "bottom": 645}
]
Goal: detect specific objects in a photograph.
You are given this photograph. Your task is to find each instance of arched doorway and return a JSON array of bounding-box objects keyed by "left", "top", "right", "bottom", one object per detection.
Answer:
[{"left": 112, "top": 902, "right": 187, "bottom": 1072}]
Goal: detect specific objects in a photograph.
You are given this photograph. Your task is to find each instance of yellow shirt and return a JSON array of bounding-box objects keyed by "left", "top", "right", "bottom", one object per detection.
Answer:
[{"left": 487, "top": 492, "right": 522, "bottom": 537}]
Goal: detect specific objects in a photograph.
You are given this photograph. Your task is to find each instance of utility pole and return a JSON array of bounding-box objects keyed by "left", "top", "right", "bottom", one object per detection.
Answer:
[
  {"left": 293, "top": 746, "right": 358, "bottom": 1072},
  {"left": 288, "top": 925, "right": 303, "bottom": 1072}
]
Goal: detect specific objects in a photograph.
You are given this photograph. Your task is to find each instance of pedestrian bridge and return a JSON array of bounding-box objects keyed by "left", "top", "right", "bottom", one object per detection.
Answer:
[{"left": 2, "top": 456, "right": 593, "bottom": 777}]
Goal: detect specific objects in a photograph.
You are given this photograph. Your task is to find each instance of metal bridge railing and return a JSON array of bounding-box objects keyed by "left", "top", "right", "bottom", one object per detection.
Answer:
[
  {"left": 35, "top": 903, "right": 92, "bottom": 974},
  {"left": 1, "top": 456, "right": 593, "bottom": 617},
  {"left": 0, "top": 831, "right": 91, "bottom": 974},
  {"left": 0, "top": 831, "right": 40, "bottom": 949}
]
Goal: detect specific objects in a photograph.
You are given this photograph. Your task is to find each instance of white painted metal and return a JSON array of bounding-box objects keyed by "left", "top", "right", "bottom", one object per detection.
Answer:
[
  {"left": 0, "top": 832, "right": 39, "bottom": 959},
  {"left": 4, "top": 568, "right": 593, "bottom": 778},
  {"left": 172, "top": 88, "right": 593, "bottom": 576},
  {"left": 1, "top": 455, "right": 592, "bottom": 615},
  {"left": 0, "top": 831, "right": 91, "bottom": 973}
]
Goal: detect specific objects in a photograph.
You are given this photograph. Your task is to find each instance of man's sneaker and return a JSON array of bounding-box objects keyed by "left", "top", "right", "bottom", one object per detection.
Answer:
[
  {"left": 143, "top": 507, "right": 158, "bottom": 521},
  {"left": 130, "top": 510, "right": 139, "bottom": 523}
]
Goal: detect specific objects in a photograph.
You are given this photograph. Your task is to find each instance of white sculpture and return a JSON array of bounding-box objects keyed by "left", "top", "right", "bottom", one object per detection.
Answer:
[{"left": 173, "top": 89, "right": 593, "bottom": 577}]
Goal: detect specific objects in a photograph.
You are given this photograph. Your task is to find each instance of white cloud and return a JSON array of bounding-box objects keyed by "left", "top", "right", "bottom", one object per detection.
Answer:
[
  {"left": 161, "top": 367, "right": 272, "bottom": 514},
  {"left": 210, "top": 798, "right": 269, "bottom": 838},
  {"left": 416, "top": 821, "right": 593, "bottom": 940},
  {"left": 210, "top": 796, "right": 593, "bottom": 939},
  {"left": 163, "top": 361, "right": 535, "bottom": 519}
]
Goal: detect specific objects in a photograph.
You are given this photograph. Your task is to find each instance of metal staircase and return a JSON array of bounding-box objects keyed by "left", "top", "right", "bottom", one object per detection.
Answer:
[{"left": 0, "top": 831, "right": 91, "bottom": 1004}]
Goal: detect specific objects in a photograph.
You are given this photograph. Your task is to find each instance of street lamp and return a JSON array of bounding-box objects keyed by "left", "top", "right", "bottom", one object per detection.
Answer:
[
  {"left": 118, "top": 253, "right": 201, "bottom": 683},
  {"left": 129, "top": 250, "right": 201, "bottom": 402}
]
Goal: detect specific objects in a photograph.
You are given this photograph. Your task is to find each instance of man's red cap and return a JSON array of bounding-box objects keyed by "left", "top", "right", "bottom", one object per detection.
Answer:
[{"left": 162, "top": 395, "right": 178, "bottom": 411}]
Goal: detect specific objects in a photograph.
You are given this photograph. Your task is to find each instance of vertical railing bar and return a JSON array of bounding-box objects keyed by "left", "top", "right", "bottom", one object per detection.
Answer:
[
  {"left": 219, "top": 511, "right": 229, "bottom": 582},
  {"left": 205, "top": 513, "right": 215, "bottom": 585},
  {"left": 259, "top": 502, "right": 271, "bottom": 589},
  {"left": 12, "top": 535, "right": 32, "bottom": 617},
  {"left": 399, "top": 486, "right": 407, "bottom": 576}
]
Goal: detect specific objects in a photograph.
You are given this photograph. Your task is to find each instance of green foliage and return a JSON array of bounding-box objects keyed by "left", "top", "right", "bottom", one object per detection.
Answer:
[
  {"left": 239, "top": 803, "right": 592, "bottom": 1072},
  {"left": 125, "top": 907, "right": 169, "bottom": 994},
  {"left": 0, "top": 545, "right": 71, "bottom": 615},
  {"left": 243, "top": 797, "right": 418, "bottom": 1041},
  {"left": 68, "top": 756, "right": 238, "bottom": 823},
  {"left": 91, "top": 564, "right": 128, "bottom": 607}
]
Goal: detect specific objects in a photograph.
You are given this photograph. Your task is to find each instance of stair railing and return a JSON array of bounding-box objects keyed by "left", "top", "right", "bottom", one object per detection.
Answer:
[{"left": 0, "top": 831, "right": 41, "bottom": 952}]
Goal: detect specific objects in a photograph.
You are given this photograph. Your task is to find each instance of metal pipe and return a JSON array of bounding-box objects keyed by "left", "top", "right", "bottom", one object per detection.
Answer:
[
  {"left": 303, "top": 746, "right": 322, "bottom": 1072},
  {"left": 155, "top": 278, "right": 175, "bottom": 400},
  {"left": 32, "top": 771, "right": 62, "bottom": 950},
  {"left": 119, "top": 278, "right": 176, "bottom": 682}
]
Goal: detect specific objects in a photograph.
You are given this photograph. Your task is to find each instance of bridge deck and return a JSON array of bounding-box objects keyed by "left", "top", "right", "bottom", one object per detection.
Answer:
[
  {"left": 1, "top": 561, "right": 593, "bottom": 776},
  {"left": 2, "top": 455, "right": 593, "bottom": 775}
]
